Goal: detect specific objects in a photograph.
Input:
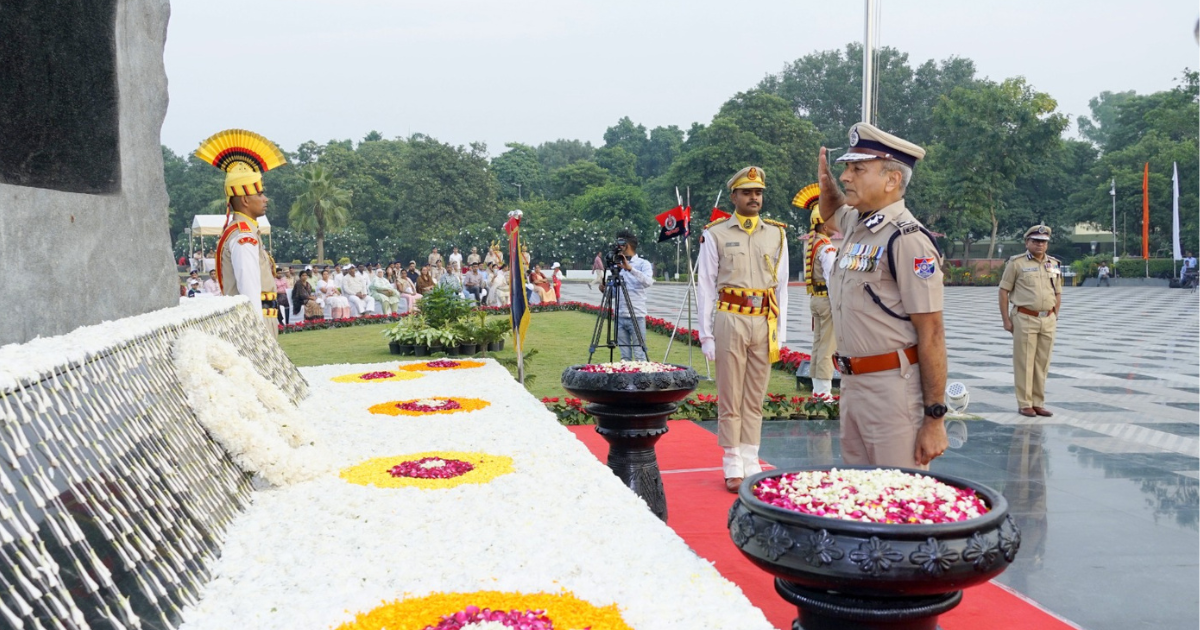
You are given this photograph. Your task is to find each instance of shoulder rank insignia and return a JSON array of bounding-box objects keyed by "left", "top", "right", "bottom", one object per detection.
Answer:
[
  {"left": 235, "top": 222, "right": 253, "bottom": 233},
  {"left": 704, "top": 216, "right": 731, "bottom": 229},
  {"left": 864, "top": 213, "right": 886, "bottom": 229},
  {"left": 895, "top": 220, "right": 921, "bottom": 235}
]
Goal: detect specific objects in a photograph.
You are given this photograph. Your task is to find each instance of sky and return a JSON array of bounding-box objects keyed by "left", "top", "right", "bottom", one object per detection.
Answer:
[{"left": 161, "top": 0, "right": 1199, "bottom": 158}]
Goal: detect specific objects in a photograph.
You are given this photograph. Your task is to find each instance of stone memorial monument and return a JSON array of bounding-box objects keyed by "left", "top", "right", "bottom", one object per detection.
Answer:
[{"left": 0, "top": 0, "right": 178, "bottom": 346}]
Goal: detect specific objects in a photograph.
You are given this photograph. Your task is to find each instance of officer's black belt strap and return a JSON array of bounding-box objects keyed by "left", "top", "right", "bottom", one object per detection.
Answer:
[
  {"left": 811, "top": 282, "right": 828, "bottom": 293},
  {"left": 864, "top": 285, "right": 911, "bottom": 321}
]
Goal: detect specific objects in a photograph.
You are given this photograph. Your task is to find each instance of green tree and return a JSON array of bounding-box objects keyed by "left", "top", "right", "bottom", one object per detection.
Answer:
[
  {"left": 492, "top": 142, "right": 544, "bottom": 200},
  {"left": 536, "top": 139, "right": 595, "bottom": 172},
  {"left": 930, "top": 77, "right": 1069, "bottom": 258},
  {"left": 289, "top": 165, "right": 353, "bottom": 264},
  {"left": 595, "top": 146, "right": 639, "bottom": 185},
  {"left": 1070, "top": 71, "right": 1198, "bottom": 257},
  {"left": 1076, "top": 90, "right": 1136, "bottom": 148},
  {"left": 573, "top": 183, "right": 649, "bottom": 224},
  {"left": 550, "top": 161, "right": 609, "bottom": 199}
]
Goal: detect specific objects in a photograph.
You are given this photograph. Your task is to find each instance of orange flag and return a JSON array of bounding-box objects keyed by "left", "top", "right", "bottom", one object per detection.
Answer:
[{"left": 1142, "top": 162, "right": 1150, "bottom": 259}]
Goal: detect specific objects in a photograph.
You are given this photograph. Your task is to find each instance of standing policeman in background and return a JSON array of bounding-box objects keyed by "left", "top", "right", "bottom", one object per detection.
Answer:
[
  {"left": 816, "top": 123, "right": 948, "bottom": 469},
  {"left": 998, "top": 225, "right": 1061, "bottom": 417},
  {"left": 698, "top": 166, "right": 789, "bottom": 492},
  {"left": 195, "top": 129, "right": 288, "bottom": 337},
  {"left": 795, "top": 183, "right": 839, "bottom": 399}
]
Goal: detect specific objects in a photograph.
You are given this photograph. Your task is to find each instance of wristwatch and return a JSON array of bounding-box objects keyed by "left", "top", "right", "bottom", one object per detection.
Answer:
[{"left": 924, "top": 403, "right": 948, "bottom": 419}]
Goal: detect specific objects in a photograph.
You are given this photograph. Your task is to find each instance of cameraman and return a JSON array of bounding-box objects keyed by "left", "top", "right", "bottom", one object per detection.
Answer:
[{"left": 607, "top": 229, "right": 655, "bottom": 361}]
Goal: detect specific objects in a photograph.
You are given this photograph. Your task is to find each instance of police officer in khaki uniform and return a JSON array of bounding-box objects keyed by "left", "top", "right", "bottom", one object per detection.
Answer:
[
  {"left": 698, "top": 166, "right": 789, "bottom": 492},
  {"left": 816, "top": 123, "right": 949, "bottom": 469},
  {"left": 998, "top": 225, "right": 1062, "bottom": 417},
  {"left": 195, "top": 129, "right": 288, "bottom": 337},
  {"left": 796, "top": 183, "right": 839, "bottom": 398}
]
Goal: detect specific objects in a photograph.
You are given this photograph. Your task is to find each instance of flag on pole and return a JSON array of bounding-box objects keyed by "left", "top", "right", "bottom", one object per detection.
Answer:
[
  {"left": 656, "top": 205, "right": 691, "bottom": 242},
  {"left": 709, "top": 207, "right": 731, "bottom": 222},
  {"left": 504, "top": 211, "right": 530, "bottom": 380},
  {"left": 1172, "top": 162, "right": 1181, "bottom": 260},
  {"left": 1142, "top": 162, "right": 1150, "bottom": 259}
]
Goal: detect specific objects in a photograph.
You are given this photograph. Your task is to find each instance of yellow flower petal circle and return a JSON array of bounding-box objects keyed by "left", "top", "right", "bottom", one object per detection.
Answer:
[
  {"left": 368, "top": 397, "right": 490, "bottom": 416},
  {"left": 330, "top": 370, "right": 425, "bottom": 383},
  {"left": 396, "top": 359, "right": 486, "bottom": 372},
  {"left": 339, "top": 451, "right": 514, "bottom": 489},
  {"left": 332, "top": 590, "right": 632, "bottom": 630}
]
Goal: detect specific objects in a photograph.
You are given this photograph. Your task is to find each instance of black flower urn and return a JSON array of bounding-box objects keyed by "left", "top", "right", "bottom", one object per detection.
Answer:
[
  {"left": 728, "top": 466, "right": 1020, "bottom": 630},
  {"left": 561, "top": 364, "right": 699, "bottom": 522}
]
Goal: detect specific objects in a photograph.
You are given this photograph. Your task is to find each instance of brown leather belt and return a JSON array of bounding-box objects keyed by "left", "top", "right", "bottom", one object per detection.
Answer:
[
  {"left": 1017, "top": 306, "right": 1055, "bottom": 318},
  {"left": 833, "top": 346, "right": 919, "bottom": 376},
  {"left": 719, "top": 292, "right": 767, "bottom": 309}
]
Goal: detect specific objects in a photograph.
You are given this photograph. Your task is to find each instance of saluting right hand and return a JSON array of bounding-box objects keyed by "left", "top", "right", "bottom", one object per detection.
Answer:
[{"left": 817, "top": 147, "right": 846, "bottom": 213}]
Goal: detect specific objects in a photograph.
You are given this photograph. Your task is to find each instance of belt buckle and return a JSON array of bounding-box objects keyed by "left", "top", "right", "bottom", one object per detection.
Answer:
[
  {"left": 748, "top": 295, "right": 763, "bottom": 308},
  {"left": 833, "top": 354, "right": 853, "bottom": 375}
]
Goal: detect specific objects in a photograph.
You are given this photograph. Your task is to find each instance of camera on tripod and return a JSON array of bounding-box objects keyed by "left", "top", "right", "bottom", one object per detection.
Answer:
[{"left": 605, "top": 237, "right": 628, "bottom": 270}]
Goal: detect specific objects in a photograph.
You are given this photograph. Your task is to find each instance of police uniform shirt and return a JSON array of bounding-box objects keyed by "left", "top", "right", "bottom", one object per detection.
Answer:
[
  {"left": 219, "top": 212, "right": 275, "bottom": 312},
  {"left": 696, "top": 216, "right": 789, "bottom": 345},
  {"left": 999, "top": 253, "right": 1060, "bottom": 311},
  {"left": 828, "top": 200, "right": 943, "bottom": 357}
]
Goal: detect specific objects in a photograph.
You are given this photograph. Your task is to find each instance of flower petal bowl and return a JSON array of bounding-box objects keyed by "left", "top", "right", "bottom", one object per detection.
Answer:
[
  {"left": 730, "top": 466, "right": 1020, "bottom": 630},
  {"left": 560, "top": 363, "right": 700, "bottom": 406}
]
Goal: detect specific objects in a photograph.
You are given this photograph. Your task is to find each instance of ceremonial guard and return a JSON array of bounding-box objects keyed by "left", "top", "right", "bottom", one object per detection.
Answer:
[
  {"left": 998, "top": 224, "right": 1061, "bottom": 417},
  {"left": 795, "top": 183, "right": 839, "bottom": 399},
  {"left": 195, "top": 129, "right": 288, "bottom": 337},
  {"left": 698, "top": 166, "right": 789, "bottom": 492},
  {"left": 817, "top": 123, "right": 948, "bottom": 469}
]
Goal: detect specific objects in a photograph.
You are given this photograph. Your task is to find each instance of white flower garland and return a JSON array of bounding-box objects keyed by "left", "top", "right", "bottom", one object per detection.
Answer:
[{"left": 175, "top": 331, "right": 331, "bottom": 486}]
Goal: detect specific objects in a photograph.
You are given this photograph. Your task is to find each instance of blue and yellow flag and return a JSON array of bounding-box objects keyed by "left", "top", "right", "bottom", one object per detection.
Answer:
[{"left": 504, "top": 212, "right": 530, "bottom": 357}]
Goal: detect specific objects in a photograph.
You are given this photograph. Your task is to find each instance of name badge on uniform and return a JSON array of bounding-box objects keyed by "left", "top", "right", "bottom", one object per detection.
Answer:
[{"left": 727, "top": 241, "right": 741, "bottom": 247}]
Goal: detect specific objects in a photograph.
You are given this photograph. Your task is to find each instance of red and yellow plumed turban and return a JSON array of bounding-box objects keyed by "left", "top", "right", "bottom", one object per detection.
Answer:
[{"left": 194, "top": 129, "right": 287, "bottom": 197}]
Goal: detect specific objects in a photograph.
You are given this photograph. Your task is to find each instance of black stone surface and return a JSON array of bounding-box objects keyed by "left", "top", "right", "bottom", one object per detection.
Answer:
[{"left": 0, "top": 0, "right": 120, "bottom": 193}]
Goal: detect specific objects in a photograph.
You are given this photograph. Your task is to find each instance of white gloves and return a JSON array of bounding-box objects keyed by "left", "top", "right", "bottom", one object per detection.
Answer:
[{"left": 701, "top": 339, "right": 716, "bottom": 361}]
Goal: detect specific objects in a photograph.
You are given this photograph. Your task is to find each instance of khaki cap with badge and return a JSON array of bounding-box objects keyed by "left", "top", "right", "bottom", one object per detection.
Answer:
[
  {"left": 836, "top": 122, "right": 926, "bottom": 168},
  {"left": 727, "top": 166, "right": 766, "bottom": 190},
  {"left": 1024, "top": 225, "right": 1052, "bottom": 241}
]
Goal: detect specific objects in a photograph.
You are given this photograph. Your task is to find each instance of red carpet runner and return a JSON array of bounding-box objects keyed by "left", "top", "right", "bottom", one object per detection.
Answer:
[{"left": 568, "top": 420, "right": 1079, "bottom": 630}]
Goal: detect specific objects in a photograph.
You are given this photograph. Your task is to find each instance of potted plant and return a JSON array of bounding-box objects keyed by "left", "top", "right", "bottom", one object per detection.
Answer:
[
  {"left": 413, "top": 325, "right": 439, "bottom": 357},
  {"left": 485, "top": 316, "right": 510, "bottom": 352},
  {"left": 383, "top": 324, "right": 402, "bottom": 355},
  {"left": 392, "top": 315, "right": 425, "bottom": 355}
]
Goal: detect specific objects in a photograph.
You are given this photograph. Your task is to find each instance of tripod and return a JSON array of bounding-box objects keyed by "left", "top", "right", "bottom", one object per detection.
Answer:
[{"left": 588, "top": 261, "right": 648, "bottom": 363}]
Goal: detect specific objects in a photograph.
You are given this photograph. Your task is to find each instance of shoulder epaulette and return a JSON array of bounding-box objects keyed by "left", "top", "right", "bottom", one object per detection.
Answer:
[
  {"left": 704, "top": 216, "right": 730, "bottom": 229},
  {"left": 1009, "top": 253, "right": 1025, "bottom": 261},
  {"left": 236, "top": 222, "right": 253, "bottom": 233},
  {"left": 763, "top": 218, "right": 788, "bottom": 229},
  {"left": 894, "top": 220, "right": 921, "bottom": 235}
]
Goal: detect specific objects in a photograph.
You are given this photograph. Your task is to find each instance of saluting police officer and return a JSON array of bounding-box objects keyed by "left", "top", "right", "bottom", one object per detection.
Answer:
[
  {"left": 698, "top": 166, "right": 789, "bottom": 492},
  {"left": 816, "top": 123, "right": 949, "bottom": 469},
  {"left": 998, "top": 225, "right": 1062, "bottom": 417}
]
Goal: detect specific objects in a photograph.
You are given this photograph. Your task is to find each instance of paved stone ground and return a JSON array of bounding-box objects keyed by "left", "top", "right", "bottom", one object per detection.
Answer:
[{"left": 562, "top": 282, "right": 1199, "bottom": 630}]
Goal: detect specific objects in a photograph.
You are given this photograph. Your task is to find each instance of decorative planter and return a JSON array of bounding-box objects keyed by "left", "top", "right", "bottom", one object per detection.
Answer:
[
  {"left": 486, "top": 341, "right": 501, "bottom": 352},
  {"left": 561, "top": 364, "right": 699, "bottom": 521},
  {"left": 459, "top": 343, "right": 479, "bottom": 355},
  {"left": 388, "top": 341, "right": 401, "bottom": 355},
  {"left": 413, "top": 345, "right": 430, "bottom": 357},
  {"left": 398, "top": 344, "right": 415, "bottom": 356},
  {"left": 728, "top": 466, "right": 1019, "bottom": 630}
]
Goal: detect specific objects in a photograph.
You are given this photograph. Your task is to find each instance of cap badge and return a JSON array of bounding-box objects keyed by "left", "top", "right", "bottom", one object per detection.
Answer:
[
  {"left": 849, "top": 127, "right": 860, "bottom": 146},
  {"left": 748, "top": 167, "right": 759, "bottom": 181}
]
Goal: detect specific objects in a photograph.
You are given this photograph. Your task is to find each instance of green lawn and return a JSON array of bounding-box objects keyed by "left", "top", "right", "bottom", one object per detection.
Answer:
[{"left": 278, "top": 311, "right": 803, "bottom": 400}]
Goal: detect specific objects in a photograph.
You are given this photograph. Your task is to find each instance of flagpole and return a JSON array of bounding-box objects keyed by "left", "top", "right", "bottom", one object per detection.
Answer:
[
  {"left": 1172, "top": 162, "right": 1181, "bottom": 280},
  {"left": 685, "top": 187, "right": 694, "bottom": 369}
]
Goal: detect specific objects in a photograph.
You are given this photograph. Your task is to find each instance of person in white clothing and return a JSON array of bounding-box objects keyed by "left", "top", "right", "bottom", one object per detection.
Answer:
[
  {"left": 448, "top": 247, "right": 464, "bottom": 274},
  {"left": 341, "top": 266, "right": 376, "bottom": 316},
  {"left": 202, "top": 270, "right": 220, "bottom": 295},
  {"left": 318, "top": 270, "right": 350, "bottom": 318}
]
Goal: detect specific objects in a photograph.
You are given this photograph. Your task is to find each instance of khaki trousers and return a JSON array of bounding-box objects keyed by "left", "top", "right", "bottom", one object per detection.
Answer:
[
  {"left": 840, "top": 353, "right": 926, "bottom": 469},
  {"left": 715, "top": 310, "right": 770, "bottom": 448},
  {"left": 1012, "top": 309, "right": 1056, "bottom": 408},
  {"left": 809, "top": 296, "right": 836, "bottom": 380},
  {"left": 263, "top": 315, "right": 278, "bottom": 338}
]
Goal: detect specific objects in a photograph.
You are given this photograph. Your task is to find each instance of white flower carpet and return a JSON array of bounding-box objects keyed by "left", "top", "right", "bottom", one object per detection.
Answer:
[{"left": 179, "top": 359, "right": 772, "bottom": 630}]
